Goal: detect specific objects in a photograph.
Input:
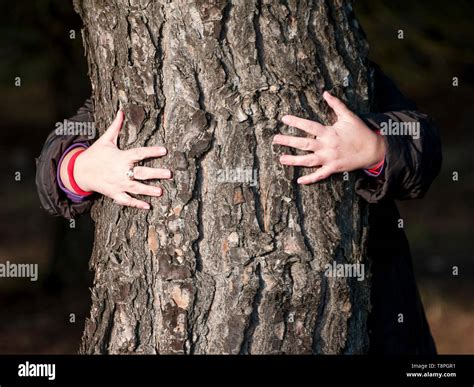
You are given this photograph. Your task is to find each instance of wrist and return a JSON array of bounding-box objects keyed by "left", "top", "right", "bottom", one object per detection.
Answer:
[
  {"left": 60, "top": 148, "right": 85, "bottom": 193},
  {"left": 73, "top": 150, "right": 94, "bottom": 193},
  {"left": 365, "top": 132, "right": 386, "bottom": 170}
]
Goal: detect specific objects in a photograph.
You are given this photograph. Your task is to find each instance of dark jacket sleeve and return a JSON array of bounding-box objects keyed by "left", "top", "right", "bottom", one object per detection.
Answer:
[
  {"left": 355, "top": 64, "right": 442, "bottom": 203},
  {"left": 35, "top": 98, "right": 96, "bottom": 219}
]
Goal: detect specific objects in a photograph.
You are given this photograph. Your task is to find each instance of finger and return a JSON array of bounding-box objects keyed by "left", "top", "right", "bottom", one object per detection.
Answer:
[
  {"left": 100, "top": 110, "right": 124, "bottom": 145},
  {"left": 272, "top": 134, "right": 319, "bottom": 151},
  {"left": 281, "top": 115, "right": 326, "bottom": 136},
  {"left": 133, "top": 166, "right": 173, "bottom": 181},
  {"left": 323, "top": 91, "right": 352, "bottom": 119},
  {"left": 126, "top": 146, "right": 167, "bottom": 162},
  {"left": 297, "top": 165, "right": 334, "bottom": 185},
  {"left": 128, "top": 182, "right": 163, "bottom": 197},
  {"left": 280, "top": 154, "right": 322, "bottom": 167},
  {"left": 113, "top": 192, "right": 150, "bottom": 210}
]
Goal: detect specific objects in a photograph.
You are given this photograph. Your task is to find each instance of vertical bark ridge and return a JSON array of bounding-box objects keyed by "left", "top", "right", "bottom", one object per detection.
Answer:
[{"left": 239, "top": 262, "right": 265, "bottom": 354}]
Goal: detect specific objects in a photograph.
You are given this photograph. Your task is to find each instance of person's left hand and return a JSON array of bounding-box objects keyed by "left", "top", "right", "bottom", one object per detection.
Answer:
[{"left": 273, "top": 91, "right": 386, "bottom": 184}]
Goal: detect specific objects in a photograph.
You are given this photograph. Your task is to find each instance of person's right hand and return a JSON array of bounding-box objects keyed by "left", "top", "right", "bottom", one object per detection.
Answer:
[{"left": 73, "top": 110, "right": 172, "bottom": 210}]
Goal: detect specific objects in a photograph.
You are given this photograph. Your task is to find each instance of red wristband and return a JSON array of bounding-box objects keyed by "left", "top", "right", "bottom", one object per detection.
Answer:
[
  {"left": 366, "top": 158, "right": 385, "bottom": 174},
  {"left": 67, "top": 149, "right": 93, "bottom": 196}
]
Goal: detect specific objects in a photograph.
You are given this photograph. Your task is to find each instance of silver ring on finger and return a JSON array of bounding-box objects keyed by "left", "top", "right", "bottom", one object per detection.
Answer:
[{"left": 126, "top": 166, "right": 136, "bottom": 180}]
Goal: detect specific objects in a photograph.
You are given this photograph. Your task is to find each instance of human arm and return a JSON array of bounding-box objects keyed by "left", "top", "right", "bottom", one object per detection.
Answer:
[
  {"left": 273, "top": 66, "right": 442, "bottom": 203},
  {"left": 36, "top": 100, "right": 172, "bottom": 218}
]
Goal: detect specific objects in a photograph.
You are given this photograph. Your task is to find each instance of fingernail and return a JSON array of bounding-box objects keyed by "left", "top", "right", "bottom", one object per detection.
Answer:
[
  {"left": 156, "top": 188, "right": 163, "bottom": 195},
  {"left": 280, "top": 155, "right": 287, "bottom": 163},
  {"left": 297, "top": 178, "right": 304, "bottom": 184},
  {"left": 143, "top": 203, "right": 150, "bottom": 210},
  {"left": 159, "top": 147, "right": 167, "bottom": 155},
  {"left": 166, "top": 170, "right": 173, "bottom": 179},
  {"left": 273, "top": 135, "right": 280, "bottom": 143}
]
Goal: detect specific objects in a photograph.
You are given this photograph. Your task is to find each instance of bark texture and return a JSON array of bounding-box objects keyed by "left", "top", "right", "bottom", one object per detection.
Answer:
[{"left": 75, "top": 0, "right": 372, "bottom": 354}]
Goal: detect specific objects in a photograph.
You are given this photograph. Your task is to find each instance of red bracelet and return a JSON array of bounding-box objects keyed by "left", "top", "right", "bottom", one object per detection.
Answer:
[
  {"left": 67, "top": 149, "right": 93, "bottom": 196},
  {"left": 366, "top": 158, "right": 385, "bottom": 174}
]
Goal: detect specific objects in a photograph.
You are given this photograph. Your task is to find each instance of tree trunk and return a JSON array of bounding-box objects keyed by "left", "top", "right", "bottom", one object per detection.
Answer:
[{"left": 74, "top": 0, "right": 372, "bottom": 354}]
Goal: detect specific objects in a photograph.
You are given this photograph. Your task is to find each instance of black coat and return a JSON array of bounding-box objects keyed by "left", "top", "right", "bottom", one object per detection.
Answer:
[{"left": 35, "top": 64, "right": 442, "bottom": 354}]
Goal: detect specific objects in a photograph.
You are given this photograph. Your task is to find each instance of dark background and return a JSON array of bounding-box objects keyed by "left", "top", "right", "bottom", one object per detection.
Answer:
[{"left": 0, "top": 1, "right": 472, "bottom": 353}]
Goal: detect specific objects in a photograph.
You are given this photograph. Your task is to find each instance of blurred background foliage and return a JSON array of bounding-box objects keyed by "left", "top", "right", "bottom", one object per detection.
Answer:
[{"left": 0, "top": 0, "right": 472, "bottom": 353}]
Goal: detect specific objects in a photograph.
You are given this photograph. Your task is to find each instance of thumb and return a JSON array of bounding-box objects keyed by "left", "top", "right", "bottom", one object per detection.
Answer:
[
  {"left": 323, "top": 91, "right": 352, "bottom": 120},
  {"left": 99, "top": 110, "right": 124, "bottom": 145}
]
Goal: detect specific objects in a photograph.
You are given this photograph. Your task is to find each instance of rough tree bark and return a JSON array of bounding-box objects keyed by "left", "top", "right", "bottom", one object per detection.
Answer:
[{"left": 74, "top": 0, "right": 373, "bottom": 354}]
